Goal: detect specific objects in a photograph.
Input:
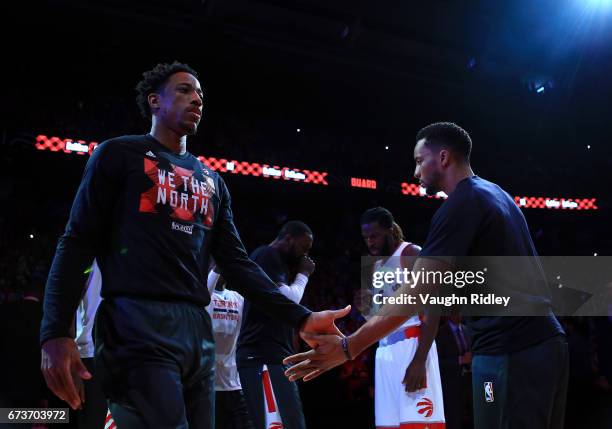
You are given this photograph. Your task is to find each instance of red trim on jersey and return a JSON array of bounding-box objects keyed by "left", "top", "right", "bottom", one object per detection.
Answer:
[
  {"left": 262, "top": 368, "right": 277, "bottom": 412},
  {"left": 404, "top": 325, "right": 421, "bottom": 339}
]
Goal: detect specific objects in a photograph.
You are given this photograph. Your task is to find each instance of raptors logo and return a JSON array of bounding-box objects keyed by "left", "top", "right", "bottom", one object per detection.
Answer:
[
  {"left": 416, "top": 397, "right": 434, "bottom": 418},
  {"left": 139, "top": 158, "right": 214, "bottom": 226}
]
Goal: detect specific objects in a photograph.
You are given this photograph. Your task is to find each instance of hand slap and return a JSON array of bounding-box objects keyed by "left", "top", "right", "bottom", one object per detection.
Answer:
[
  {"left": 299, "top": 305, "right": 351, "bottom": 348},
  {"left": 283, "top": 332, "right": 347, "bottom": 382}
]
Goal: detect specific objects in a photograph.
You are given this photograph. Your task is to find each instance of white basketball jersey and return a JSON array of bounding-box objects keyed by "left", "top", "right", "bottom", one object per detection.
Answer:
[
  {"left": 373, "top": 242, "right": 421, "bottom": 346},
  {"left": 207, "top": 288, "right": 244, "bottom": 391}
]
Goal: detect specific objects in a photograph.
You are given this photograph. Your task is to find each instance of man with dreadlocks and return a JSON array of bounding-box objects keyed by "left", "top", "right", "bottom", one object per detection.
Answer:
[
  {"left": 359, "top": 207, "right": 445, "bottom": 428},
  {"left": 39, "top": 61, "right": 350, "bottom": 429}
]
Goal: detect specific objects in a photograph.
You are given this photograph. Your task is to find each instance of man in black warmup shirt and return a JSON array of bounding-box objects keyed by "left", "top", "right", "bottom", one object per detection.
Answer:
[
  {"left": 284, "top": 122, "right": 569, "bottom": 429},
  {"left": 39, "top": 62, "right": 349, "bottom": 429},
  {"left": 237, "top": 221, "right": 315, "bottom": 429}
]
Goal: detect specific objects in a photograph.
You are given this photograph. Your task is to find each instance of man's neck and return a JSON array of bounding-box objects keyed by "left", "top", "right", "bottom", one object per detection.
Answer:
[
  {"left": 150, "top": 121, "right": 187, "bottom": 155},
  {"left": 441, "top": 165, "right": 474, "bottom": 195},
  {"left": 380, "top": 240, "right": 404, "bottom": 262}
]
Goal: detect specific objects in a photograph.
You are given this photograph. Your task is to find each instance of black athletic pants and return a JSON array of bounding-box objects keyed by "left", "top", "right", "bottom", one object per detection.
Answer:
[
  {"left": 472, "top": 335, "right": 569, "bottom": 429},
  {"left": 215, "top": 390, "right": 254, "bottom": 429},
  {"left": 95, "top": 297, "right": 215, "bottom": 429},
  {"left": 77, "top": 357, "right": 107, "bottom": 428}
]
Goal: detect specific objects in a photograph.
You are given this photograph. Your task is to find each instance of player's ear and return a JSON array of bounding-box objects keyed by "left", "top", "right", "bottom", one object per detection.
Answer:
[
  {"left": 148, "top": 93, "right": 160, "bottom": 112},
  {"left": 439, "top": 149, "right": 450, "bottom": 167}
]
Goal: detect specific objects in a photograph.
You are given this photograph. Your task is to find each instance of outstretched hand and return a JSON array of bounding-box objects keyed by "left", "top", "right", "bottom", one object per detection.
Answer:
[
  {"left": 41, "top": 337, "right": 92, "bottom": 410},
  {"left": 283, "top": 332, "right": 347, "bottom": 382},
  {"left": 299, "top": 305, "right": 351, "bottom": 348}
]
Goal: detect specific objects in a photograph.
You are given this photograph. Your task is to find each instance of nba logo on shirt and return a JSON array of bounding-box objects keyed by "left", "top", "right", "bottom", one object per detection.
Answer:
[{"left": 484, "top": 382, "right": 494, "bottom": 402}]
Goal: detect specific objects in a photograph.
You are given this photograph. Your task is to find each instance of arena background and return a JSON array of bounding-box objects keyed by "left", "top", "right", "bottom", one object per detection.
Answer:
[{"left": 1, "top": 0, "right": 611, "bottom": 428}]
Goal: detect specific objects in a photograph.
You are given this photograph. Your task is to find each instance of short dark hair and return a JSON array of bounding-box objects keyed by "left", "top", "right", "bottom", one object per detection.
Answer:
[
  {"left": 135, "top": 61, "right": 199, "bottom": 120},
  {"left": 277, "top": 221, "right": 313, "bottom": 239},
  {"left": 415, "top": 122, "right": 472, "bottom": 161},
  {"left": 360, "top": 207, "right": 394, "bottom": 229}
]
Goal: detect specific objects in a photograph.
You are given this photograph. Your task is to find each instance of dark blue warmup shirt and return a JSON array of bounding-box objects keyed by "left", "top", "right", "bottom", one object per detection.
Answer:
[
  {"left": 419, "top": 176, "right": 564, "bottom": 354},
  {"left": 237, "top": 246, "right": 296, "bottom": 366}
]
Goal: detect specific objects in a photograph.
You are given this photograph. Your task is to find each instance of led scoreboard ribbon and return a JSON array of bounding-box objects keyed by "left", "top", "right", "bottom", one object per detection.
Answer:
[{"left": 34, "top": 135, "right": 599, "bottom": 211}]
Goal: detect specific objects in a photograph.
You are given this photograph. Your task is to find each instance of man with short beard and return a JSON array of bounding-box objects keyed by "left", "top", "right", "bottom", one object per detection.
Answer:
[{"left": 359, "top": 207, "right": 445, "bottom": 428}]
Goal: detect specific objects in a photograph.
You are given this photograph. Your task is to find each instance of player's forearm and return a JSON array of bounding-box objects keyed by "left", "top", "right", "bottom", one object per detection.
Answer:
[
  {"left": 413, "top": 313, "right": 440, "bottom": 362},
  {"left": 41, "top": 236, "right": 96, "bottom": 345},
  {"left": 277, "top": 273, "right": 309, "bottom": 303},
  {"left": 348, "top": 257, "right": 449, "bottom": 358},
  {"left": 348, "top": 315, "right": 409, "bottom": 358}
]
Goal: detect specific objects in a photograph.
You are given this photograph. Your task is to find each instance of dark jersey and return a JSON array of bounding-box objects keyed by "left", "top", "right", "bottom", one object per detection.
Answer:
[
  {"left": 40, "top": 134, "right": 310, "bottom": 344},
  {"left": 236, "top": 246, "right": 296, "bottom": 366},
  {"left": 419, "top": 176, "right": 564, "bottom": 354}
]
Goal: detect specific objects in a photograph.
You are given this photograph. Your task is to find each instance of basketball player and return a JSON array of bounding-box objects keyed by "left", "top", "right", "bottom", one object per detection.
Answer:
[
  {"left": 360, "top": 207, "right": 445, "bottom": 428},
  {"left": 206, "top": 268, "right": 254, "bottom": 429},
  {"left": 237, "top": 221, "right": 315, "bottom": 429},
  {"left": 284, "top": 122, "right": 568, "bottom": 429},
  {"left": 40, "top": 62, "right": 350, "bottom": 429}
]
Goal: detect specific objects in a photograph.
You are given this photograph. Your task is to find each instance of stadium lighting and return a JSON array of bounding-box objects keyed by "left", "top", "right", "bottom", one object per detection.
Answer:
[
  {"left": 526, "top": 78, "right": 554, "bottom": 95},
  {"left": 584, "top": 0, "right": 612, "bottom": 9}
]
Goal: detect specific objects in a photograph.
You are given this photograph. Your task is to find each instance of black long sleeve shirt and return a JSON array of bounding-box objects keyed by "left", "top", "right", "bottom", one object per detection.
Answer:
[{"left": 40, "top": 134, "right": 310, "bottom": 344}]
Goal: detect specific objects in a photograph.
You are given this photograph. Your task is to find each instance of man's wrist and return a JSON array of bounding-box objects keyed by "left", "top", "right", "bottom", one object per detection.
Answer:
[
  {"left": 41, "top": 335, "right": 72, "bottom": 348},
  {"left": 298, "top": 311, "right": 313, "bottom": 332},
  {"left": 341, "top": 336, "right": 353, "bottom": 361},
  {"left": 346, "top": 334, "right": 365, "bottom": 360}
]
